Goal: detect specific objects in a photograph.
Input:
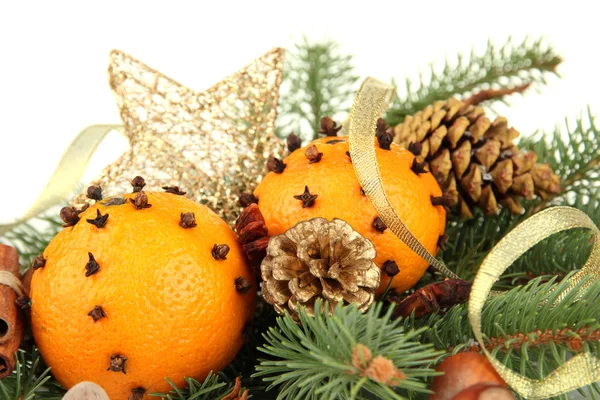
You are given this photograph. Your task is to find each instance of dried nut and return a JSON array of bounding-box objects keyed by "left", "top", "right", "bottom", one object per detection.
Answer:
[
  {"left": 429, "top": 352, "right": 509, "bottom": 400},
  {"left": 63, "top": 382, "right": 110, "bottom": 400}
]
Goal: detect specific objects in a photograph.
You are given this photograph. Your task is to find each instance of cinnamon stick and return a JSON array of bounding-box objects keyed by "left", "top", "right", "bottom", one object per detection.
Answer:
[{"left": 0, "top": 244, "right": 25, "bottom": 378}]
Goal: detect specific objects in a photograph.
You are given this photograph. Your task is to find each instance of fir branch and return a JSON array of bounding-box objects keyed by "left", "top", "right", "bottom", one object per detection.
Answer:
[
  {"left": 150, "top": 372, "right": 236, "bottom": 400},
  {"left": 1, "top": 213, "right": 63, "bottom": 271},
  {"left": 521, "top": 106, "right": 600, "bottom": 213},
  {"left": 439, "top": 191, "right": 600, "bottom": 285},
  {"left": 0, "top": 349, "right": 64, "bottom": 400},
  {"left": 385, "top": 36, "right": 562, "bottom": 126},
  {"left": 409, "top": 274, "right": 600, "bottom": 400},
  {"left": 277, "top": 37, "right": 359, "bottom": 142},
  {"left": 439, "top": 108, "right": 600, "bottom": 282},
  {"left": 254, "top": 301, "right": 441, "bottom": 400}
]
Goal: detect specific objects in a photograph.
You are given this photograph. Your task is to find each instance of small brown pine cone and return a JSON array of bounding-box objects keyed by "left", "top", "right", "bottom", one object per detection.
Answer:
[
  {"left": 260, "top": 218, "right": 380, "bottom": 319},
  {"left": 391, "top": 98, "right": 562, "bottom": 217}
]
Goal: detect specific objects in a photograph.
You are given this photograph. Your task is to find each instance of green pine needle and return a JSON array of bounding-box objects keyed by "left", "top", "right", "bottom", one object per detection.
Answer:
[
  {"left": 385, "top": 36, "right": 562, "bottom": 126},
  {"left": 254, "top": 301, "right": 442, "bottom": 400},
  {"left": 277, "top": 37, "right": 359, "bottom": 142},
  {"left": 2, "top": 213, "right": 63, "bottom": 271},
  {"left": 0, "top": 348, "right": 64, "bottom": 400},
  {"left": 409, "top": 273, "right": 600, "bottom": 400},
  {"left": 521, "top": 106, "right": 600, "bottom": 208},
  {"left": 150, "top": 372, "right": 237, "bottom": 400},
  {"left": 439, "top": 191, "right": 599, "bottom": 285},
  {"left": 440, "top": 108, "right": 600, "bottom": 282}
]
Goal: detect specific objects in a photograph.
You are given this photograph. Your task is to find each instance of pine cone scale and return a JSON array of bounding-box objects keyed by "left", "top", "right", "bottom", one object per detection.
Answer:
[
  {"left": 391, "top": 98, "right": 561, "bottom": 217},
  {"left": 261, "top": 218, "right": 380, "bottom": 318}
]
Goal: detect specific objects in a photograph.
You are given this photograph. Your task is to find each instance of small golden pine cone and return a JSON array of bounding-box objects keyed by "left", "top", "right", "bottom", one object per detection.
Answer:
[
  {"left": 261, "top": 218, "right": 380, "bottom": 319},
  {"left": 391, "top": 98, "right": 561, "bottom": 217}
]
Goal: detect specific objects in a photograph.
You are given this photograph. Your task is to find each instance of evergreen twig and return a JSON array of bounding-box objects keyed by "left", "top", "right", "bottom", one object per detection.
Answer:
[
  {"left": 1, "top": 213, "right": 63, "bottom": 271},
  {"left": 0, "top": 348, "right": 64, "bottom": 400},
  {"left": 277, "top": 37, "right": 359, "bottom": 142},
  {"left": 439, "top": 192, "right": 600, "bottom": 286},
  {"left": 254, "top": 300, "right": 441, "bottom": 400},
  {"left": 385, "top": 36, "right": 562, "bottom": 126},
  {"left": 406, "top": 274, "right": 600, "bottom": 400},
  {"left": 150, "top": 372, "right": 237, "bottom": 400},
  {"left": 521, "top": 106, "right": 600, "bottom": 213},
  {"left": 439, "top": 109, "right": 600, "bottom": 282}
]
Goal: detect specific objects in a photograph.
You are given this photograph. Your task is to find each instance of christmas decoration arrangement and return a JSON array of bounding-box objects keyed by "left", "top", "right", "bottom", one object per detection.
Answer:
[{"left": 1, "top": 35, "right": 599, "bottom": 400}]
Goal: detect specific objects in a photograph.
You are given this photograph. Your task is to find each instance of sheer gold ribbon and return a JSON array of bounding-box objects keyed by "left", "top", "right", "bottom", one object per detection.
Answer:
[
  {"left": 348, "top": 77, "right": 600, "bottom": 398},
  {"left": 0, "top": 125, "right": 124, "bottom": 236}
]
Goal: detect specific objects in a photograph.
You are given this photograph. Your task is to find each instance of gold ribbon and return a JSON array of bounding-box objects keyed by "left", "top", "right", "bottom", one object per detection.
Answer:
[
  {"left": 0, "top": 125, "right": 124, "bottom": 236},
  {"left": 470, "top": 206, "right": 600, "bottom": 398},
  {"left": 348, "top": 77, "right": 600, "bottom": 398},
  {"left": 348, "top": 78, "right": 460, "bottom": 280}
]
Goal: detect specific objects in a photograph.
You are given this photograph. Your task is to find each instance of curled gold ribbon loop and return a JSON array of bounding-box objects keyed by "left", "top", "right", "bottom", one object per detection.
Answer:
[
  {"left": 347, "top": 77, "right": 600, "bottom": 398},
  {"left": 469, "top": 206, "right": 600, "bottom": 399},
  {"left": 348, "top": 77, "right": 460, "bottom": 280}
]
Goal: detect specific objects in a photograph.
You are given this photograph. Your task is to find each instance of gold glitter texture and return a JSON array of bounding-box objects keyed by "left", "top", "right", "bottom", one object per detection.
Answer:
[{"left": 71, "top": 48, "right": 285, "bottom": 224}]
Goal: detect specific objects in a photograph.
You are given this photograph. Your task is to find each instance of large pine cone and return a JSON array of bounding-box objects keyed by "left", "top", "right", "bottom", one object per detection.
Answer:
[
  {"left": 261, "top": 218, "right": 380, "bottom": 319},
  {"left": 391, "top": 98, "right": 561, "bottom": 217}
]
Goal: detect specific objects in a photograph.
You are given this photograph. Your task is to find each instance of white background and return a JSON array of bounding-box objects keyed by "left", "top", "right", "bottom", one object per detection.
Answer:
[{"left": 1, "top": 1, "right": 599, "bottom": 224}]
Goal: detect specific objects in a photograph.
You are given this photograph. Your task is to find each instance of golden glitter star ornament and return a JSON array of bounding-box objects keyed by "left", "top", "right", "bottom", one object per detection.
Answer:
[{"left": 71, "top": 48, "right": 285, "bottom": 224}]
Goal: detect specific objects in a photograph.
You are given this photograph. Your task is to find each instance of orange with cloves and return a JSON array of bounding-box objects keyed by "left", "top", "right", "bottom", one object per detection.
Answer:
[
  {"left": 30, "top": 183, "right": 256, "bottom": 400},
  {"left": 254, "top": 130, "right": 447, "bottom": 295}
]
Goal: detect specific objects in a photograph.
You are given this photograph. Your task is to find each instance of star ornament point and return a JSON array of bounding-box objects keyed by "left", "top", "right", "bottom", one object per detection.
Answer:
[{"left": 72, "top": 47, "right": 285, "bottom": 224}]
